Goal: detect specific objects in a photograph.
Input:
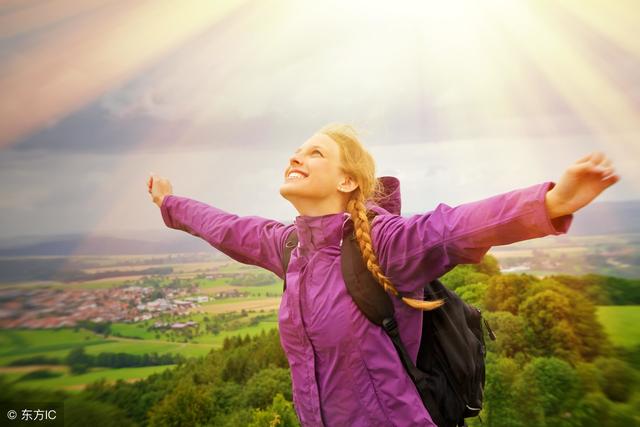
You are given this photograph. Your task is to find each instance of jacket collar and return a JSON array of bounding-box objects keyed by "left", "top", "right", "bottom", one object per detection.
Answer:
[
  {"left": 294, "top": 212, "right": 352, "bottom": 255},
  {"left": 292, "top": 176, "right": 401, "bottom": 255}
]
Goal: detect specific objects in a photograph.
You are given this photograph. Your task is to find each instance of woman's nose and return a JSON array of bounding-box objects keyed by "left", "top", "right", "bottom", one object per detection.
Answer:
[{"left": 289, "top": 153, "right": 303, "bottom": 166}]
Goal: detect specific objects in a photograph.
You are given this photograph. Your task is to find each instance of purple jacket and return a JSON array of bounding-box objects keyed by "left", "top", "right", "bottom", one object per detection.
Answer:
[{"left": 160, "top": 180, "right": 573, "bottom": 426}]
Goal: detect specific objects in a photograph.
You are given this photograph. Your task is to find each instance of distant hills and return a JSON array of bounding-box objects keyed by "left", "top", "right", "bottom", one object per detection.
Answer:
[
  {"left": 0, "top": 231, "right": 222, "bottom": 257},
  {"left": 0, "top": 199, "right": 637, "bottom": 257}
]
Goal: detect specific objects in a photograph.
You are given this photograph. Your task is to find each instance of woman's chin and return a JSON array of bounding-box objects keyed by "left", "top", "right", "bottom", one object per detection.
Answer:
[
  {"left": 279, "top": 183, "right": 296, "bottom": 199},
  {"left": 279, "top": 182, "right": 307, "bottom": 199}
]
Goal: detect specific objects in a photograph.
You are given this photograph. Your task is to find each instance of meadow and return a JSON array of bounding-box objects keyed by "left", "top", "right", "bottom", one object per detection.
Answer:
[
  {"left": 0, "top": 308, "right": 280, "bottom": 391},
  {"left": 1, "top": 252, "right": 638, "bottom": 397},
  {"left": 0, "top": 256, "right": 287, "bottom": 391},
  {"left": 596, "top": 305, "right": 640, "bottom": 348}
]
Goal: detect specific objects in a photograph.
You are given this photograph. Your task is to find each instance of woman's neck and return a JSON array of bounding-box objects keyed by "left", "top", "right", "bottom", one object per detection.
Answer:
[{"left": 290, "top": 196, "right": 348, "bottom": 217}]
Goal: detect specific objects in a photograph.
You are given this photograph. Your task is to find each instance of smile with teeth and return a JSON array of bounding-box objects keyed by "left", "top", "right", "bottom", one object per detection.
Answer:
[{"left": 287, "top": 172, "right": 307, "bottom": 180}]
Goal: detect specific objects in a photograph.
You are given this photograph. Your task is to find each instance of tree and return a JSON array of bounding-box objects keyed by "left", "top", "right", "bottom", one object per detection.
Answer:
[
  {"left": 519, "top": 290, "right": 582, "bottom": 362},
  {"left": 483, "top": 356, "right": 522, "bottom": 427},
  {"left": 483, "top": 311, "right": 528, "bottom": 359},
  {"left": 484, "top": 274, "right": 538, "bottom": 314},
  {"left": 519, "top": 279, "right": 609, "bottom": 363},
  {"left": 475, "top": 254, "right": 501, "bottom": 276},
  {"left": 575, "top": 362, "right": 602, "bottom": 394},
  {"left": 572, "top": 392, "right": 611, "bottom": 427},
  {"left": 147, "top": 380, "right": 213, "bottom": 427},
  {"left": 248, "top": 393, "right": 300, "bottom": 427},
  {"left": 594, "top": 357, "right": 636, "bottom": 403},
  {"left": 441, "top": 265, "right": 489, "bottom": 291},
  {"left": 520, "top": 357, "right": 581, "bottom": 425},
  {"left": 455, "top": 284, "right": 487, "bottom": 311},
  {"left": 242, "top": 368, "right": 293, "bottom": 409},
  {"left": 64, "top": 396, "right": 136, "bottom": 427},
  {"left": 66, "top": 347, "right": 92, "bottom": 374}
]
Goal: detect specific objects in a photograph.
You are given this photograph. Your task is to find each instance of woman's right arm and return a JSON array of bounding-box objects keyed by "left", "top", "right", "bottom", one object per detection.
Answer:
[
  {"left": 160, "top": 195, "right": 292, "bottom": 279},
  {"left": 372, "top": 181, "right": 574, "bottom": 294}
]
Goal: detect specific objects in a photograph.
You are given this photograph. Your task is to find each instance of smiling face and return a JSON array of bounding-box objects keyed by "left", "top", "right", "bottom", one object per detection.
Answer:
[{"left": 279, "top": 133, "right": 357, "bottom": 215}]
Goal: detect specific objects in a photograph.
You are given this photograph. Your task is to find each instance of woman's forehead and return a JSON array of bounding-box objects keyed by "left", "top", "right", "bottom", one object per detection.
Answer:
[{"left": 296, "top": 133, "right": 337, "bottom": 153}]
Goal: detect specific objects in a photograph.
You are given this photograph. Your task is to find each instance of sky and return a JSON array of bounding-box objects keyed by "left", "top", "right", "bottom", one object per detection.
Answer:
[{"left": 0, "top": 0, "right": 639, "bottom": 240}]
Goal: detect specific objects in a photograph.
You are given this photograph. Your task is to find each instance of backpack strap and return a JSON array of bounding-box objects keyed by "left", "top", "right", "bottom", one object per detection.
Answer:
[
  {"left": 342, "top": 232, "right": 450, "bottom": 425},
  {"left": 340, "top": 231, "right": 397, "bottom": 325}
]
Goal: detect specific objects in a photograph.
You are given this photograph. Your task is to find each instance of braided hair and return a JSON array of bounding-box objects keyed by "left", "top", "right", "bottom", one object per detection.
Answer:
[{"left": 320, "top": 123, "right": 445, "bottom": 311}]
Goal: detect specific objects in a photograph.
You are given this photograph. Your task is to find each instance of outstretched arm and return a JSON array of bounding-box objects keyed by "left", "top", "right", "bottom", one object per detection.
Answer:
[
  {"left": 373, "top": 151, "right": 620, "bottom": 294},
  {"left": 372, "top": 181, "right": 573, "bottom": 295},
  {"left": 148, "top": 174, "right": 291, "bottom": 279}
]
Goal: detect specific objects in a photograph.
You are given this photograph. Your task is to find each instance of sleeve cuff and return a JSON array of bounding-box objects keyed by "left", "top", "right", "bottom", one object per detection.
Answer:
[
  {"left": 160, "top": 195, "right": 175, "bottom": 228},
  {"left": 540, "top": 181, "right": 573, "bottom": 235}
]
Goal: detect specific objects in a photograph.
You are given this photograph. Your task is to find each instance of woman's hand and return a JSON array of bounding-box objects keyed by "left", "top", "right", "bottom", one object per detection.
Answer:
[
  {"left": 545, "top": 151, "right": 621, "bottom": 218},
  {"left": 147, "top": 172, "right": 173, "bottom": 208}
]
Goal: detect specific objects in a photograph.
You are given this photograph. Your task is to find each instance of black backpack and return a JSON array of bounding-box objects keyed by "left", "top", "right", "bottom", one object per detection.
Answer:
[{"left": 281, "top": 219, "right": 497, "bottom": 427}]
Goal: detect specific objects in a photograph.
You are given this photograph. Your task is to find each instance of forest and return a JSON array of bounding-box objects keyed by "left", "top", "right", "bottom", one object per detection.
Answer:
[{"left": 2, "top": 255, "right": 638, "bottom": 426}]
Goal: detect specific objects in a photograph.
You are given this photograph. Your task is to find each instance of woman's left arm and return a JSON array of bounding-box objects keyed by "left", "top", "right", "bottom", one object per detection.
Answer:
[{"left": 372, "top": 151, "right": 620, "bottom": 291}]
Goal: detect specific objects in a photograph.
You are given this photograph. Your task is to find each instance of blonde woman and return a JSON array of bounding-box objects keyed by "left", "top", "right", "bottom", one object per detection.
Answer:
[{"left": 147, "top": 123, "right": 619, "bottom": 427}]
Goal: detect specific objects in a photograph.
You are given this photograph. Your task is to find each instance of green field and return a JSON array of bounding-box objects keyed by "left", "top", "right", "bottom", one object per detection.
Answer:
[
  {"left": 241, "top": 281, "right": 282, "bottom": 296},
  {"left": 0, "top": 329, "right": 108, "bottom": 364},
  {"left": 2, "top": 365, "right": 176, "bottom": 392},
  {"left": 596, "top": 305, "right": 640, "bottom": 348},
  {"left": 109, "top": 311, "right": 278, "bottom": 343},
  {"left": 0, "top": 307, "right": 281, "bottom": 391},
  {"left": 0, "top": 310, "right": 279, "bottom": 363}
]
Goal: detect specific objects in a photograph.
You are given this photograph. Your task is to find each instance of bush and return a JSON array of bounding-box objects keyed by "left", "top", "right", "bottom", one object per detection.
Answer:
[
  {"left": 248, "top": 393, "right": 300, "bottom": 427},
  {"left": 595, "top": 357, "right": 636, "bottom": 403},
  {"left": 70, "top": 363, "right": 89, "bottom": 375},
  {"left": 18, "top": 369, "right": 64, "bottom": 381}
]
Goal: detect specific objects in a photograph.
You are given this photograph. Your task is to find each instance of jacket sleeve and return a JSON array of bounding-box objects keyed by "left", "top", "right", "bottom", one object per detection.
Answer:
[
  {"left": 372, "top": 181, "right": 573, "bottom": 294},
  {"left": 160, "top": 195, "right": 292, "bottom": 279}
]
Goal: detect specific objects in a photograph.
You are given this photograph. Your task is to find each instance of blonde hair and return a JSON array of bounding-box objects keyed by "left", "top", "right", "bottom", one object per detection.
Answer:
[{"left": 319, "top": 123, "right": 445, "bottom": 311}]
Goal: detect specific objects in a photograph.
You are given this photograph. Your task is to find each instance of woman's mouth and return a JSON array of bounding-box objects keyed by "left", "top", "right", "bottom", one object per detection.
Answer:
[{"left": 286, "top": 170, "right": 308, "bottom": 181}]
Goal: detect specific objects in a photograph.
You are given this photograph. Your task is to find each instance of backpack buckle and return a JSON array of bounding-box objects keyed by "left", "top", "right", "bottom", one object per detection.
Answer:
[{"left": 381, "top": 317, "right": 397, "bottom": 333}]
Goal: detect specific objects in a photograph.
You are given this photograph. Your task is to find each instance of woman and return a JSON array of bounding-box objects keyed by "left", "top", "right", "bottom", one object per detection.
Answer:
[{"left": 147, "top": 123, "right": 619, "bottom": 427}]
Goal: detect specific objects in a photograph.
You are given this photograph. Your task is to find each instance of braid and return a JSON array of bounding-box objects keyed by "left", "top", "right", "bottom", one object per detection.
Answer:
[{"left": 346, "top": 190, "right": 445, "bottom": 311}]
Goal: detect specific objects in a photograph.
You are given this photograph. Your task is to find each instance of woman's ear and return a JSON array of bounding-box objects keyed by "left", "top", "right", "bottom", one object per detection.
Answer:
[{"left": 338, "top": 175, "right": 358, "bottom": 193}]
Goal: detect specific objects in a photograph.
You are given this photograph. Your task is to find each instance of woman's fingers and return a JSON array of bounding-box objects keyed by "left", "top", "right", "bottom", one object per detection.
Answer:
[
  {"left": 601, "top": 172, "right": 621, "bottom": 187},
  {"left": 574, "top": 152, "right": 617, "bottom": 176},
  {"left": 588, "top": 163, "right": 614, "bottom": 176},
  {"left": 575, "top": 153, "right": 592, "bottom": 163},
  {"left": 575, "top": 151, "right": 608, "bottom": 165},
  {"left": 590, "top": 151, "right": 605, "bottom": 165}
]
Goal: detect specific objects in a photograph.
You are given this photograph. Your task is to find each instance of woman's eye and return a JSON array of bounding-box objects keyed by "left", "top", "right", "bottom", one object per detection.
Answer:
[{"left": 312, "top": 150, "right": 323, "bottom": 156}]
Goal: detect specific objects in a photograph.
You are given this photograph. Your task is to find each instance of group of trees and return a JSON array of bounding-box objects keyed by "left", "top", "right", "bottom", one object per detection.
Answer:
[
  {"left": 144, "top": 310, "right": 276, "bottom": 343},
  {"left": 66, "top": 348, "right": 185, "bottom": 374},
  {"left": 75, "top": 320, "right": 112, "bottom": 336},
  {"left": 2, "top": 254, "right": 638, "bottom": 426},
  {"left": 81, "top": 328, "right": 296, "bottom": 426},
  {"left": 441, "top": 256, "right": 639, "bottom": 426},
  {"left": 229, "top": 272, "right": 277, "bottom": 287}
]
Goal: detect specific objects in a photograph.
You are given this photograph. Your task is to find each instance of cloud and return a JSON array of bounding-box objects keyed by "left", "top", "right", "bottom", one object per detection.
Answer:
[{"left": 2, "top": 2, "right": 639, "bottom": 239}]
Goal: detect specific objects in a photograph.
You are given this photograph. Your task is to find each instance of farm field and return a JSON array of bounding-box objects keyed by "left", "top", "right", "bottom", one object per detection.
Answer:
[
  {"left": 596, "top": 305, "right": 640, "bottom": 348},
  {"left": 0, "top": 308, "right": 280, "bottom": 391},
  {"left": 0, "top": 365, "right": 176, "bottom": 392},
  {"left": 2, "top": 249, "right": 637, "bottom": 396}
]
